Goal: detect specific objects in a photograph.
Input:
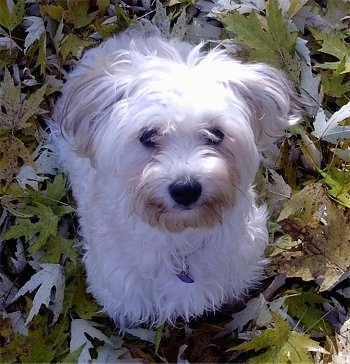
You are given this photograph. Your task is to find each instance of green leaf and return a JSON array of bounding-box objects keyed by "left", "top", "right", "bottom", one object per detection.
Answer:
[
  {"left": 267, "top": 0, "right": 296, "bottom": 54},
  {"left": 321, "top": 58, "right": 350, "bottom": 98},
  {"left": 0, "top": 0, "right": 26, "bottom": 31},
  {"left": 320, "top": 167, "right": 350, "bottom": 208},
  {"left": 59, "top": 33, "right": 96, "bottom": 62},
  {"left": 154, "top": 324, "right": 164, "bottom": 355},
  {"left": 221, "top": 0, "right": 298, "bottom": 78},
  {"left": 0, "top": 314, "right": 69, "bottom": 363},
  {"left": 310, "top": 28, "right": 349, "bottom": 62},
  {"left": 40, "top": 4, "right": 66, "bottom": 22},
  {"left": 40, "top": 235, "right": 77, "bottom": 265},
  {"left": 45, "top": 174, "right": 68, "bottom": 201},
  {"left": 69, "top": 0, "right": 98, "bottom": 29},
  {"left": 96, "top": 0, "right": 109, "bottom": 14},
  {"left": 63, "top": 265, "right": 100, "bottom": 319},
  {"left": 285, "top": 290, "right": 333, "bottom": 335},
  {"left": 222, "top": 11, "right": 278, "bottom": 65},
  {"left": 60, "top": 345, "right": 85, "bottom": 364},
  {"left": 229, "top": 312, "right": 326, "bottom": 363},
  {"left": 4, "top": 203, "right": 59, "bottom": 253}
]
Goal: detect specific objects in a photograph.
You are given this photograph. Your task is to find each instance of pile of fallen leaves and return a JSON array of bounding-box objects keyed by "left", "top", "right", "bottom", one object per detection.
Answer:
[{"left": 0, "top": 0, "right": 349, "bottom": 362}]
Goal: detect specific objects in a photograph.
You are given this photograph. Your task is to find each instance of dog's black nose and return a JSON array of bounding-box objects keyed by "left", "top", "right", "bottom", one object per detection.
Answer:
[{"left": 168, "top": 177, "right": 202, "bottom": 207}]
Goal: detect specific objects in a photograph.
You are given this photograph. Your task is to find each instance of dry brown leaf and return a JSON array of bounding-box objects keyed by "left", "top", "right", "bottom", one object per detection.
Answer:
[
  {"left": 272, "top": 183, "right": 350, "bottom": 291},
  {"left": 0, "top": 136, "right": 35, "bottom": 187}
]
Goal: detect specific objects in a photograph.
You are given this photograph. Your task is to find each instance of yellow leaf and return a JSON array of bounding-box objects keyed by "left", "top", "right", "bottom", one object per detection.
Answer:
[
  {"left": 40, "top": 4, "right": 68, "bottom": 22},
  {"left": 59, "top": 34, "right": 96, "bottom": 62}
]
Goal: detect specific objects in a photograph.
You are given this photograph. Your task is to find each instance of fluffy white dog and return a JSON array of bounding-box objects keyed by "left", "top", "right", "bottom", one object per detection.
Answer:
[{"left": 52, "top": 21, "right": 299, "bottom": 328}]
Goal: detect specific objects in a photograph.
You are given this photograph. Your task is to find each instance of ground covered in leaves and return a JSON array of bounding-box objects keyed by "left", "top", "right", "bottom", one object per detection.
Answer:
[{"left": 0, "top": 0, "right": 350, "bottom": 362}]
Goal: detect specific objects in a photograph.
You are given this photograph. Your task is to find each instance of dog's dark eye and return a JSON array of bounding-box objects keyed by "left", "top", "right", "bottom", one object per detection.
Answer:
[
  {"left": 205, "top": 128, "right": 224, "bottom": 145},
  {"left": 139, "top": 129, "right": 159, "bottom": 148}
]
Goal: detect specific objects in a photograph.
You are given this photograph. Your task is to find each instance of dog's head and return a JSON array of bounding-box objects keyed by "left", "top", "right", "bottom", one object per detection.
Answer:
[{"left": 56, "top": 36, "right": 300, "bottom": 232}]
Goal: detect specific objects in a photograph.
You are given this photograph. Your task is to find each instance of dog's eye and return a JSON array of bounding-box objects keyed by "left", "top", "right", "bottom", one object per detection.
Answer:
[
  {"left": 139, "top": 129, "right": 159, "bottom": 148},
  {"left": 205, "top": 128, "right": 224, "bottom": 145}
]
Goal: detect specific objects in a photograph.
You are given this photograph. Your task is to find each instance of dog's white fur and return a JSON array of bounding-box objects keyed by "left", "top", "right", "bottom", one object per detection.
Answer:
[{"left": 52, "top": 22, "right": 299, "bottom": 327}]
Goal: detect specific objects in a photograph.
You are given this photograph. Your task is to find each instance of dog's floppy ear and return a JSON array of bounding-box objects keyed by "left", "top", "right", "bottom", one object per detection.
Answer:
[
  {"left": 54, "top": 54, "right": 132, "bottom": 157},
  {"left": 226, "top": 63, "right": 300, "bottom": 150}
]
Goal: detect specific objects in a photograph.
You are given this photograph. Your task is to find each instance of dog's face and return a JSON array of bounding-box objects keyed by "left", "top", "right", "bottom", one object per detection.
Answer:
[
  {"left": 57, "top": 39, "right": 299, "bottom": 233},
  {"left": 91, "top": 69, "right": 260, "bottom": 233},
  {"left": 126, "top": 85, "right": 259, "bottom": 233}
]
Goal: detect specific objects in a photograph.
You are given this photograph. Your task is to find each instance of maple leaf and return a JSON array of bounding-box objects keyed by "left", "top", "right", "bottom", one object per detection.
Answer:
[
  {"left": 29, "top": 174, "right": 75, "bottom": 217},
  {"left": 310, "top": 28, "right": 349, "bottom": 66},
  {"left": 41, "top": 4, "right": 66, "bottom": 20},
  {"left": 284, "top": 290, "right": 333, "bottom": 335},
  {"left": 275, "top": 183, "right": 350, "bottom": 291},
  {"left": 221, "top": 0, "right": 299, "bottom": 78},
  {"left": 59, "top": 33, "right": 96, "bottom": 62},
  {"left": 24, "top": 16, "right": 46, "bottom": 53},
  {"left": 70, "top": 319, "right": 127, "bottom": 363},
  {"left": 0, "top": 312, "right": 70, "bottom": 362},
  {"left": 16, "top": 164, "right": 48, "bottom": 190},
  {"left": 224, "top": 294, "right": 271, "bottom": 333},
  {"left": 12, "top": 264, "right": 65, "bottom": 325},
  {"left": 3, "top": 175, "right": 74, "bottom": 252},
  {"left": 229, "top": 312, "right": 327, "bottom": 363},
  {"left": 222, "top": 11, "right": 277, "bottom": 63},
  {"left": 4, "top": 202, "right": 59, "bottom": 253},
  {"left": 69, "top": 0, "right": 99, "bottom": 29},
  {"left": 319, "top": 57, "right": 350, "bottom": 99},
  {"left": 319, "top": 168, "right": 350, "bottom": 208},
  {"left": 0, "top": 0, "right": 25, "bottom": 31},
  {"left": 313, "top": 102, "right": 350, "bottom": 143},
  {"left": 0, "top": 68, "right": 48, "bottom": 131},
  {"left": 0, "top": 136, "right": 35, "bottom": 187}
]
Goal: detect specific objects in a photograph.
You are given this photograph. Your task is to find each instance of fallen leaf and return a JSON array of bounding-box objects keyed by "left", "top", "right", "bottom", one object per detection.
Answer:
[
  {"left": 12, "top": 263, "right": 65, "bottom": 325},
  {"left": 284, "top": 290, "right": 333, "bottom": 335},
  {"left": 24, "top": 16, "right": 46, "bottom": 52},
  {"left": 0, "top": 69, "right": 48, "bottom": 131},
  {"left": 313, "top": 102, "right": 350, "bottom": 143},
  {"left": 4, "top": 202, "right": 59, "bottom": 253},
  {"left": 275, "top": 183, "right": 350, "bottom": 291},
  {"left": 0, "top": 0, "right": 25, "bottom": 31},
  {"left": 333, "top": 315, "right": 350, "bottom": 364},
  {"left": 0, "top": 136, "right": 35, "bottom": 187},
  {"left": 70, "top": 319, "right": 127, "bottom": 363},
  {"left": 229, "top": 312, "right": 328, "bottom": 363}
]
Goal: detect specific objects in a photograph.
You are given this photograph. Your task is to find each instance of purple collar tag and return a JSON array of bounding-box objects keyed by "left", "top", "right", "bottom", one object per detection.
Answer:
[{"left": 177, "top": 272, "right": 194, "bottom": 283}]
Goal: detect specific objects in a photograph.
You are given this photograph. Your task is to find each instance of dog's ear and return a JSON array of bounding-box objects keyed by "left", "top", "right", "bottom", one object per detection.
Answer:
[
  {"left": 226, "top": 63, "right": 301, "bottom": 150},
  {"left": 54, "top": 54, "right": 132, "bottom": 157}
]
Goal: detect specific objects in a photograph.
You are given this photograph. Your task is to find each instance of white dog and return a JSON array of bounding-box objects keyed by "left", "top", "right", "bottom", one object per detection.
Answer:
[{"left": 52, "top": 21, "right": 299, "bottom": 328}]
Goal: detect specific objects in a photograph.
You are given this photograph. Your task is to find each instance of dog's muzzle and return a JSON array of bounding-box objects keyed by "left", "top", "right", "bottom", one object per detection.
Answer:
[{"left": 168, "top": 177, "right": 202, "bottom": 208}]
